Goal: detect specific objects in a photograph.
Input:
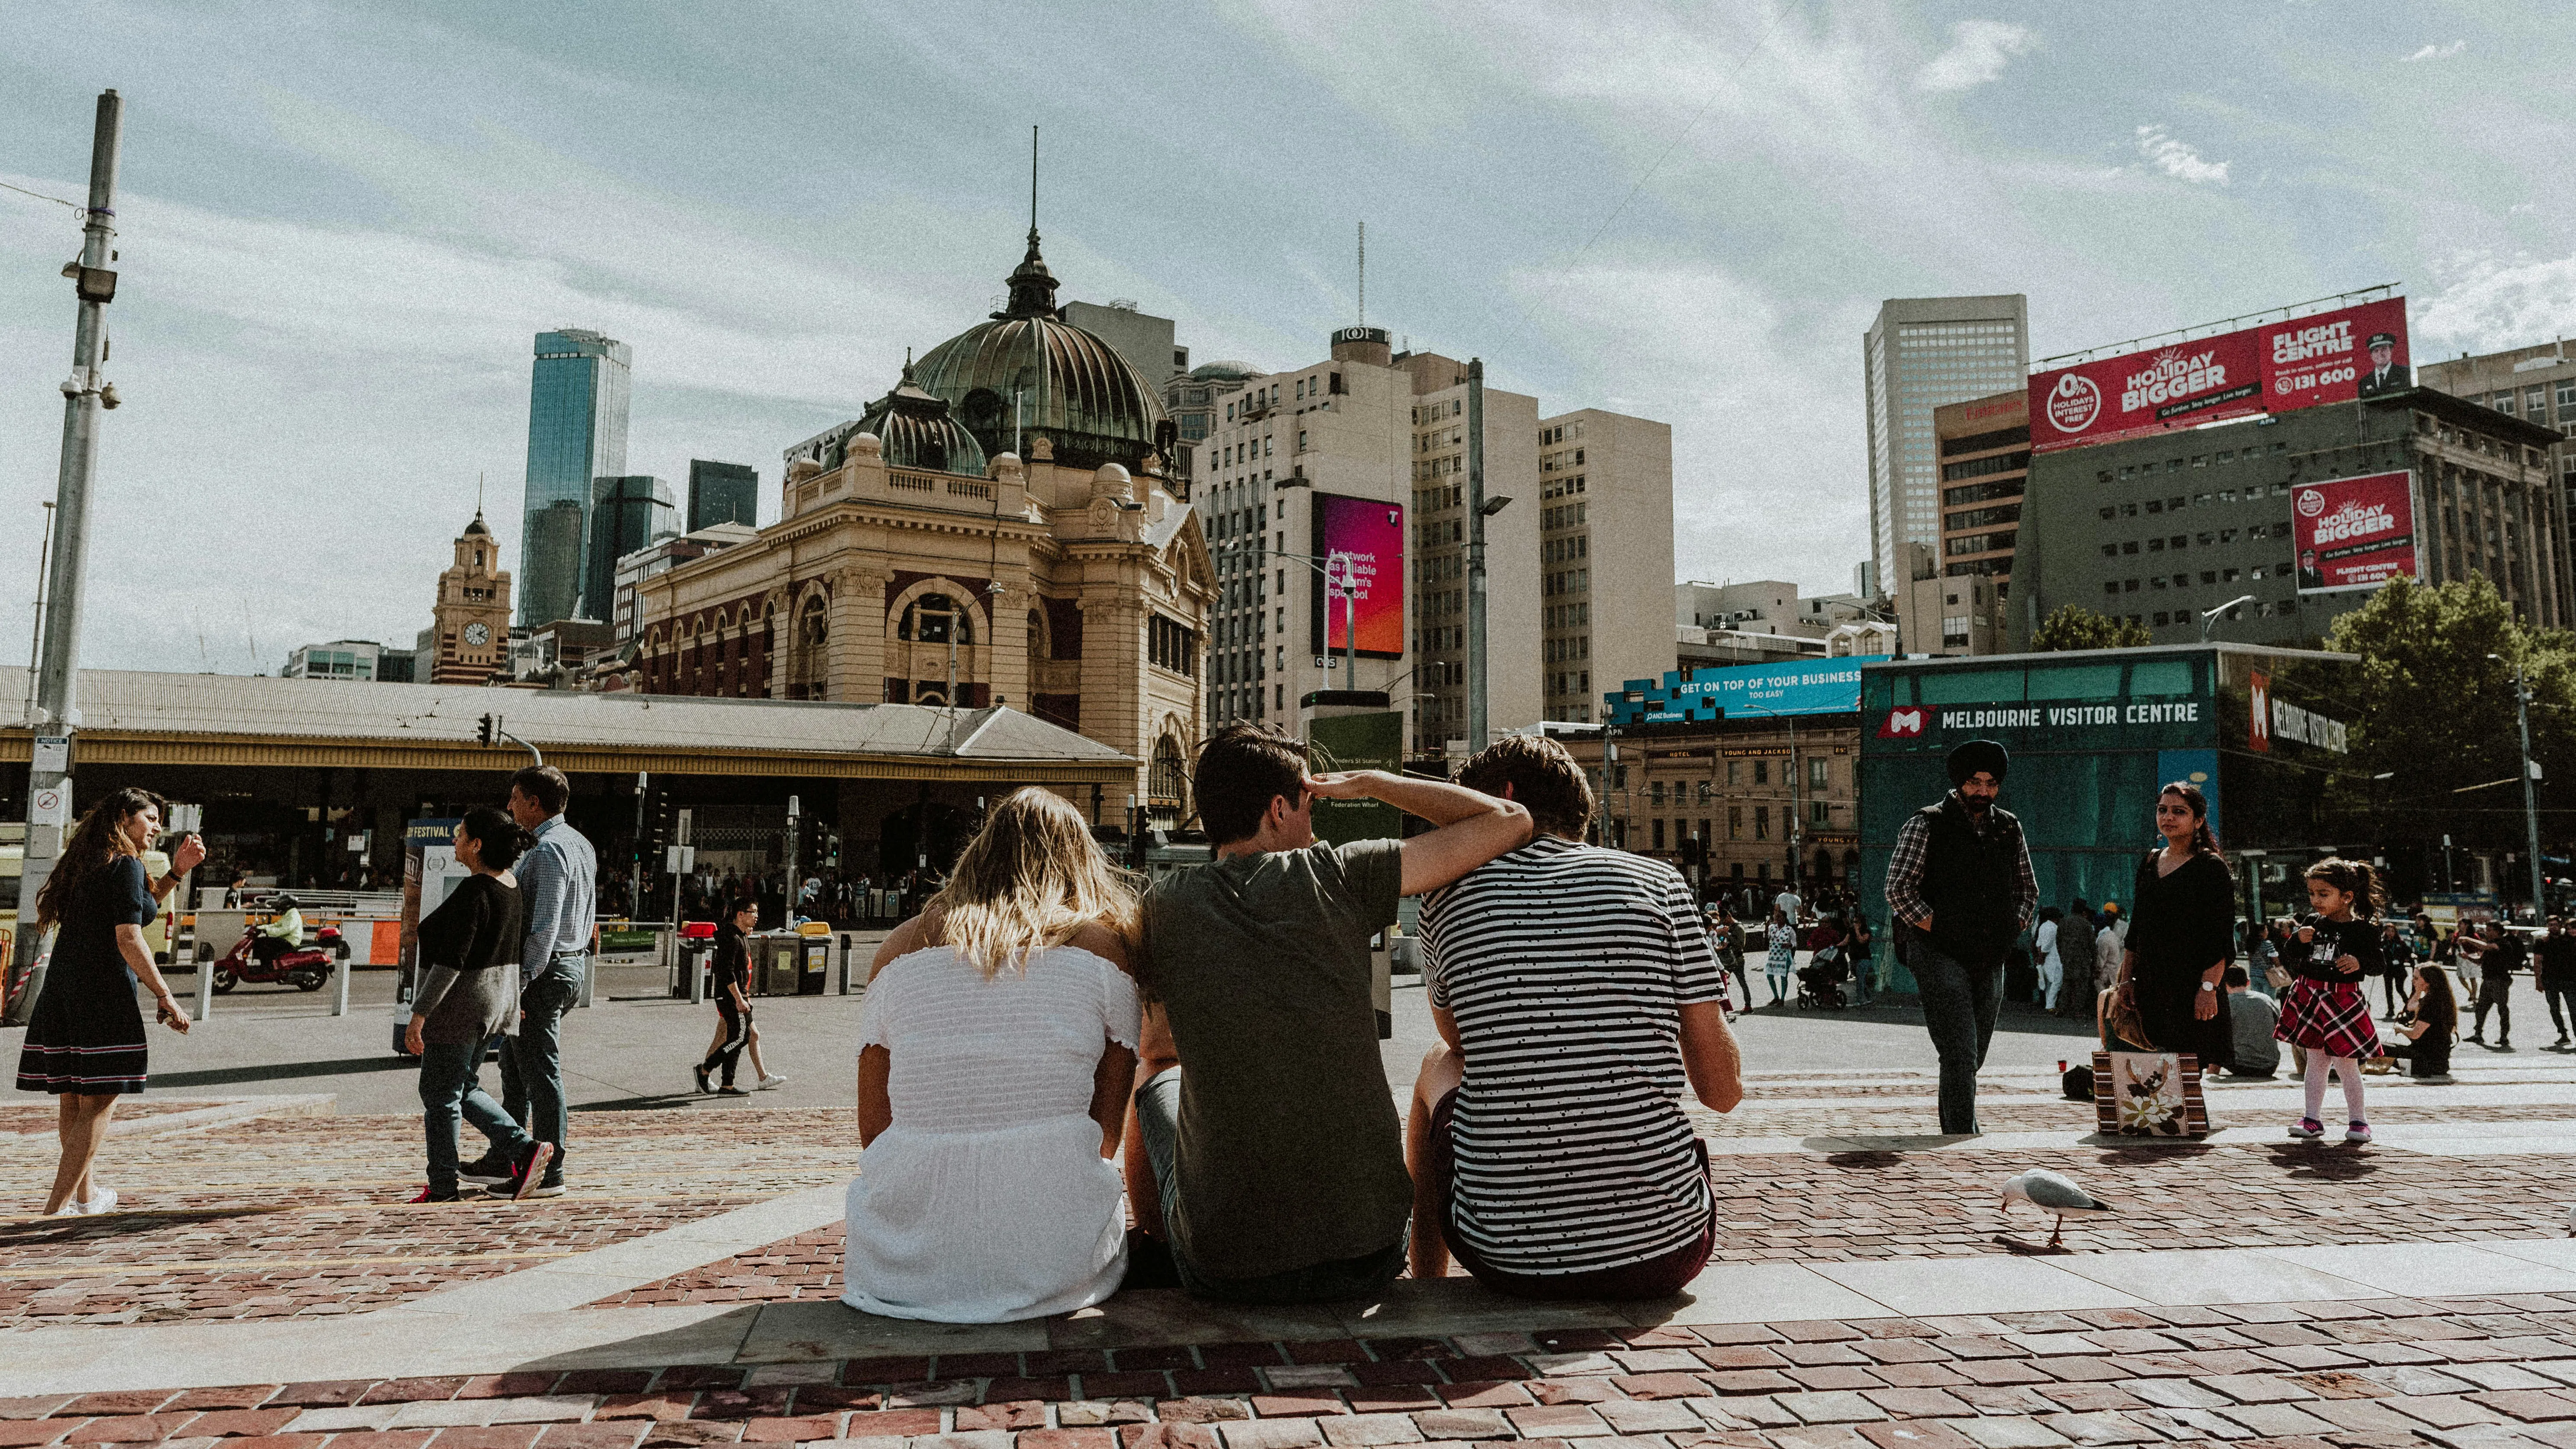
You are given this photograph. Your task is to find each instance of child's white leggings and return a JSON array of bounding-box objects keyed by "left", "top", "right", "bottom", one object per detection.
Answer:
[{"left": 2303, "top": 1052, "right": 2365, "bottom": 1124}]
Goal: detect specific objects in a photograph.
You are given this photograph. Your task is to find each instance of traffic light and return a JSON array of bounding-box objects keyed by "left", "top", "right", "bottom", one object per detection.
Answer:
[{"left": 476, "top": 713, "right": 497, "bottom": 746}]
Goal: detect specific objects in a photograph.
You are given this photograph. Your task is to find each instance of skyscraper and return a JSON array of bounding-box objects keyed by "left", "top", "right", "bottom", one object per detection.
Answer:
[
  {"left": 1864, "top": 297, "right": 2028, "bottom": 610},
  {"left": 686, "top": 459, "right": 758, "bottom": 533},
  {"left": 585, "top": 475, "right": 676, "bottom": 625},
  {"left": 519, "top": 328, "right": 632, "bottom": 626}
]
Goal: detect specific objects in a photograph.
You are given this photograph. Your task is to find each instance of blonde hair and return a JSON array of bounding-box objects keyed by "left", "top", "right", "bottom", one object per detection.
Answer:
[{"left": 926, "top": 787, "right": 1139, "bottom": 977}]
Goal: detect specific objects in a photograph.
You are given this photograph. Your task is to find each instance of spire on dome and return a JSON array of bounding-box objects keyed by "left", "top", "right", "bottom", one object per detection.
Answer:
[{"left": 1000, "top": 125, "right": 1058, "bottom": 319}]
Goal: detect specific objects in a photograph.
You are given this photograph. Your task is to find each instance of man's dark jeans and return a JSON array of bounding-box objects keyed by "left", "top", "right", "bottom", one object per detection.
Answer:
[
  {"left": 1134, "top": 1068, "right": 1404, "bottom": 1305},
  {"left": 419, "top": 1038, "right": 532, "bottom": 1196},
  {"left": 500, "top": 957, "right": 583, "bottom": 1173},
  {"left": 1912, "top": 941, "right": 2002, "bottom": 1135}
]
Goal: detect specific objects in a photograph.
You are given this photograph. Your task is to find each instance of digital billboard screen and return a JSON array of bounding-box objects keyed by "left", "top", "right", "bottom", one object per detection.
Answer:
[
  {"left": 2291, "top": 470, "right": 2418, "bottom": 595},
  {"left": 2029, "top": 296, "right": 2411, "bottom": 454},
  {"left": 1309, "top": 493, "right": 1405, "bottom": 659}
]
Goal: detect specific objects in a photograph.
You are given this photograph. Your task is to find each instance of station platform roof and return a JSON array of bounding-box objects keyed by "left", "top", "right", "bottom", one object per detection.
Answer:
[{"left": 0, "top": 669, "right": 1133, "bottom": 782}]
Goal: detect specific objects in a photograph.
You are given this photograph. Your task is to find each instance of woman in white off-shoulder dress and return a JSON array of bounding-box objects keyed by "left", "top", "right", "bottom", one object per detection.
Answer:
[{"left": 848, "top": 788, "right": 1142, "bottom": 1323}]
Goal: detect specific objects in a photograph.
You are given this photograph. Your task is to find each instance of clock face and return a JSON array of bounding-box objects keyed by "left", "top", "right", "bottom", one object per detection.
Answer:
[{"left": 464, "top": 622, "right": 491, "bottom": 647}]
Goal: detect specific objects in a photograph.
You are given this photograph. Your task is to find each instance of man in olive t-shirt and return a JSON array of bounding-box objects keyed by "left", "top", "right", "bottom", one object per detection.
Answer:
[{"left": 1132, "top": 725, "right": 1531, "bottom": 1303}]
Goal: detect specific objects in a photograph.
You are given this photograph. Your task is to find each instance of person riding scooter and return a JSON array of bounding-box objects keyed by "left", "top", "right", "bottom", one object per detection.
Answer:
[{"left": 253, "top": 895, "right": 304, "bottom": 968}]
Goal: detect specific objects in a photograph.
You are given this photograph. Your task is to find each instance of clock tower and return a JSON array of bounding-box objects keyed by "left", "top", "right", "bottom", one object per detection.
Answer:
[{"left": 431, "top": 512, "right": 514, "bottom": 684}]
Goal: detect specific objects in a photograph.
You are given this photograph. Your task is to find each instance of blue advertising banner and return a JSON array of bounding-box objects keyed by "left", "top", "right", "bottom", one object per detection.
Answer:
[{"left": 1605, "top": 656, "right": 1883, "bottom": 726}]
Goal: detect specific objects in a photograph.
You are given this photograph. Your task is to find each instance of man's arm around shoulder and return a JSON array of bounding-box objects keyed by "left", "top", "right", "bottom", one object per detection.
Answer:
[{"left": 1307, "top": 769, "right": 1531, "bottom": 897}]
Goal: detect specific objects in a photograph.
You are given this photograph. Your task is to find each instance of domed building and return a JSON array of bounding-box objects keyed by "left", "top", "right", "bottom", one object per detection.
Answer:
[
  {"left": 628, "top": 226, "right": 1214, "bottom": 846},
  {"left": 910, "top": 228, "right": 1177, "bottom": 474}
]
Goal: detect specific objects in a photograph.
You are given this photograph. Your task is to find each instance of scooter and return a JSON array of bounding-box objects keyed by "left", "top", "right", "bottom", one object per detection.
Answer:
[{"left": 208, "top": 924, "right": 346, "bottom": 992}]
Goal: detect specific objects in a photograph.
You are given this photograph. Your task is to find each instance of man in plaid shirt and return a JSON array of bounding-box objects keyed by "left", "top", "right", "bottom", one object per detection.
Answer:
[{"left": 1883, "top": 739, "right": 2036, "bottom": 1134}]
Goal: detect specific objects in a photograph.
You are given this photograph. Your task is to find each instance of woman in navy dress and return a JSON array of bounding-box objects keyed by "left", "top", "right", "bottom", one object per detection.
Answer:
[{"left": 16, "top": 788, "right": 200, "bottom": 1216}]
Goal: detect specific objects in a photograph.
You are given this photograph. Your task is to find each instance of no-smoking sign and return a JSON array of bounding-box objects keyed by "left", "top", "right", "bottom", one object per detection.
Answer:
[{"left": 29, "top": 787, "right": 68, "bottom": 827}]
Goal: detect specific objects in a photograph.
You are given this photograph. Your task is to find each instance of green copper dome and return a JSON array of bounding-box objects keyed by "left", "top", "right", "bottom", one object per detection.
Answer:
[
  {"left": 857, "top": 359, "right": 989, "bottom": 477},
  {"left": 912, "top": 229, "right": 1169, "bottom": 473}
]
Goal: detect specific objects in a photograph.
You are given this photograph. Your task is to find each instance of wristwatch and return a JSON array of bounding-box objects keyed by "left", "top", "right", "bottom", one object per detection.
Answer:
[{"left": 2200, "top": 981, "right": 2217, "bottom": 992}]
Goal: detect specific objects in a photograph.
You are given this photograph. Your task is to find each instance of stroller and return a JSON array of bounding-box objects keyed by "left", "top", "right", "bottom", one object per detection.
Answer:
[{"left": 1796, "top": 943, "right": 1849, "bottom": 1010}]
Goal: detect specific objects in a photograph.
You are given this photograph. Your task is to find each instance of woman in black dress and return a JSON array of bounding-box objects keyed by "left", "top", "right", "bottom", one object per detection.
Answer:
[
  {"left": 16, "top": 788, "right": 201, "bottom": 1216},
  {"left": 2110, "top": 782, "right": 2235, "bottom": 1066}
]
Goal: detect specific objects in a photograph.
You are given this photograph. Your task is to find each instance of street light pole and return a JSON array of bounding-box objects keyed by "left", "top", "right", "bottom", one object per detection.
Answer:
[
  {"left": 2492, "top": 653, "right": 2547, "bottom": 920},
  {"left": 1466, "top": 359, "right": 1489, "bottom": 751},
  {"left": 10, "top": 91, "right": 123, "bottom": 1025}
]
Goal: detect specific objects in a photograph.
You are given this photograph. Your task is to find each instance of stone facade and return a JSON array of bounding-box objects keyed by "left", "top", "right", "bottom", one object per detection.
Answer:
[{"left": 629, "top": 435, "right": 1214, "bottom": 820}]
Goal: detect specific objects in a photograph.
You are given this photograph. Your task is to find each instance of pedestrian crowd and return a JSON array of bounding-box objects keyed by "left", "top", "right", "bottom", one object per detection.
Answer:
[{"left": 14, "top": 725, "right": 2569, "bottom": 1326}]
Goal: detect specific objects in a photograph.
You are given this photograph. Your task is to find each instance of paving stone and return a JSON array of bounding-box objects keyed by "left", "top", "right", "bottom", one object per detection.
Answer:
[
  {"left": 1316, "top": 1417, "right": 1423, "bottom": 1446},
  {"left": 424, "top": 1429, "right": 543, "bottom": 1449},
  {"left": 1246, "top": 1396, "right": 1346, "bottom": 1421},
  {"left": 1594, "top": 1403, "right": 1705, "bottom": 1435},
  {"left": 1116, "top": 1426, "right": 1217, "bottom": 1449},
  {"left": 1154, "top": 1402, "right": 1249, "bottom": 1426},
  {"left": 0, "top": 1404, "right": 73, "bottom": 1423},
  {"left": 1052, "top": 1404, "right": 1152, "bottom": 1428},
  {"left": 532, "top": 1427, "right": 646, "bottom": 1449},
  {"left": 1215, "top": 1424, "right": 1323, "bottom": 1449},
  {"left": 737, "top": 1420, "right": 837, "bottom": 1443},
  {"left": 1019, "top": 1433, "right": 1118, "bottom": 1449},
  {"left": 633, "top": 1425, "right": 744, "bottom": 1449},
  {"left": 1948, "top": 1422, "right": 2067, "bottom": 1449},
  {"left": 1855, "top": 1424, "right": 1978, "bottom": 1449},
  {"left": 950, "top": 1404, "right": 1044, "bottom": 1433},
  {"left": 1406, "top": 1412, "right": 1507, "bottom": 1442},
  {"left": 1503, "top": 1406, "right": 1606, "bottom": 1436},
  {"left": 1527, "top": 1382, "right": 1614, "bottom": 1407},
  {"left": 2026, "top": 1413, "right": 2153, "bottom": 1446},
  {"left": 1772, "top": 1395, "right": 1884, "bottom": 1427}
]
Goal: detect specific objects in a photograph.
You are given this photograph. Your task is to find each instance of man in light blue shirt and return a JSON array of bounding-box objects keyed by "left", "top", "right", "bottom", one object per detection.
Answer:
[{"left": 480, "top": 764, "right": 594, "bottom": 1198}]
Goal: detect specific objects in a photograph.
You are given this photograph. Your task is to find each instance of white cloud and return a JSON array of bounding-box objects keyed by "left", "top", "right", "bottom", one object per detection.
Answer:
[
  {"left": 2417, "top": 253, "right": 2576, "bottom": 354},
  {"left": 2402, "top": 40, "right": 2467, "bottom": 62},
  {"left": 1918, "top": 20, "right": 2036, "bottom": 93},
  {"left": 2134, "top": 125, "right": 2231, "bottom": 184}
]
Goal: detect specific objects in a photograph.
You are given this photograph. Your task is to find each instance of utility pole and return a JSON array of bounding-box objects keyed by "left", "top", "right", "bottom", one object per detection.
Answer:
[
  {"left": 9, "top": 91, "right": 123, "bottom": 1024},
  {"left": 1465, "top": 359, "right": 1489, "bottom": 752},
  {"left": 2496, "top": 654, "right": 2547, "bottom": 920}
]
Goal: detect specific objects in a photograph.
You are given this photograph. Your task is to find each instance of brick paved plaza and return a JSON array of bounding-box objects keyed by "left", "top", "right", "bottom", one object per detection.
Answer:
[{"left": 5, "top": 989, "right": 2576, "bottom": 1448}]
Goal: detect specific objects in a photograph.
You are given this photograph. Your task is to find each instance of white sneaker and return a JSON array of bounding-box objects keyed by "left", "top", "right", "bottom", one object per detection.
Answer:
[
  {"left": 82, "top": 1187, "right": 115, "bottom": 1216},
  {"left": 756, "top": 1074, "right": 788, "bottom": 1091}
]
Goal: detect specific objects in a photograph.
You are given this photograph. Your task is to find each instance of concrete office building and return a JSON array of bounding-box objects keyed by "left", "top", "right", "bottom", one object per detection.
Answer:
[
  {"left": 518, "top": 328, "right": 632, "bottom": 628},
  {"left": 1894, "top": 389, "right": 2030, "bottom": 655},
  {"left": 687, "top": 460, "right": 759, "bottom": 532},
  {"left": 2009, "top": 390, "right": 2570, "bottom": 650},
  {"left": 1864, "top": 296, "right": 2029, "bottom": 606},
  {"left": 2420, "top": 342, "right": 2576, "bottom": 596},
  {"left": 1166, "top": 361, "right": 1263, "bottom": 494},
  {"left": 584, "top": 475, "right": 677, "bottom": 626},
  {"left": 1537, "top": 408, "right": 1674, "bottom": 724},
  {"left": 1675, "top": 580, "right": 1884, "bottom": 668},
  {"left": 1062, "top": 299, "right": 1187, "bottom": 391},
  {"left": 284, "top": 640, "right": 408, "bottom": 683},
  {"left": 1201, "top": 329, "right": 1415, "bottom": 742}
]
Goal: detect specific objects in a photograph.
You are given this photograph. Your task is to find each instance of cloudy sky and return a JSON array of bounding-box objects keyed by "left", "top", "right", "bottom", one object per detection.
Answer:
[{"left": 3, "top": 1, "right": 2571, "bottom": 675}]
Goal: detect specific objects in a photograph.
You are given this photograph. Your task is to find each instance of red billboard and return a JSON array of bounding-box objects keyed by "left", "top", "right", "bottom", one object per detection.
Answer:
[
  {"left": 1310, "top": 493, "right": 1405, "bottom": 658},
  {"left": 2029, "top": 297, "right": 2410, "bottom": 453},
  {"left": 2291, "top": 470, "right": 2417, "bottom": 595}
]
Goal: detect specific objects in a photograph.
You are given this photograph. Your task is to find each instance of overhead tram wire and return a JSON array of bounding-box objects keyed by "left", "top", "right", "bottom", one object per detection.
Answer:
[{"left": 0, "top": 179, "right": 85, "bottom": 211}]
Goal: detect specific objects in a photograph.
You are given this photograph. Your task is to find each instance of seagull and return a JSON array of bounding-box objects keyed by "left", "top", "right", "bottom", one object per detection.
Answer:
[{"left": 2001, "top": 1169, "right": 2113, "bottom": 1249}]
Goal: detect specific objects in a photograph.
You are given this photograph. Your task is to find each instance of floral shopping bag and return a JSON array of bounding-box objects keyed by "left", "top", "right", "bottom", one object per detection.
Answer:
[{"left": 2091, "top": 1050, "right": 2209, "bottom": 1138}]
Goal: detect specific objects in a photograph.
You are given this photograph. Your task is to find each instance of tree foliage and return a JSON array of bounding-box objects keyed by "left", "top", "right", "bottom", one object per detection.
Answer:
[
  {"left": 2324, "top": 574, "right": 2576, "bottom": 852},
  {"left": 2030, "top": 605, "right": 2151, "bottom": 652}
]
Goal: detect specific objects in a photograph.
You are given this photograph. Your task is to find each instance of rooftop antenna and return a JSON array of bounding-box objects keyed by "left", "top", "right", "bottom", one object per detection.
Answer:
[
  {"left": 1358, "top": 221, "right": 1366, "bottom": 328},
  {"left": 1029, "top": 124, "right": 1039, "bottom": 240},
  {"left": 475, "top": 470, "right": 485, "bottom": 515}
]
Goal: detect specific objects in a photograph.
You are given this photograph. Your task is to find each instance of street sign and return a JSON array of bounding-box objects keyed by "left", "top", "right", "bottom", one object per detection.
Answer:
[
  {"left": 29, "top": 785, "right": 68, "bottom": 827},
  {"left": 675, "top": 808, "right": 693, "bottom": 846},
  {"left": 667, "top": 845, "right": 695, "bottom": 874},
  {"left": 32, "top": 736, "right": 69, "bottom": 774}
]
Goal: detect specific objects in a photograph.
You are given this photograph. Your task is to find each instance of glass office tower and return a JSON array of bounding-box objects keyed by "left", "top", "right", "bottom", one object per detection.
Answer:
[
  {"left": 585, "top": 475, "right": 677, "bottom": 625},
  {"left": 687, "top": 459, "right": 758, "bottom": 532},
  {"left": 519, "top": 329, "right": 632, "bottom": 626}
]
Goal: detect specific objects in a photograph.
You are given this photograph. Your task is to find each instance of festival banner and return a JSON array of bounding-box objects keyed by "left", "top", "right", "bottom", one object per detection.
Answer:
[
  {"left": 2029, "top": 297, "right": 2411, "bottom": 454},
  {"left": 2291, "top": 470, "right": 2418, "bottom": 596}
]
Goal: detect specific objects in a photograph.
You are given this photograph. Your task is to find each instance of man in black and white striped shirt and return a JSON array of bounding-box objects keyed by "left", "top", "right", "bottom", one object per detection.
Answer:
[{"left": 1411, "top": 734, "right": 1744, "bottom": 1300}]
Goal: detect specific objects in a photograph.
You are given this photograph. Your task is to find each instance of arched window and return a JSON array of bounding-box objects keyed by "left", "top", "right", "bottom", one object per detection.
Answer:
[
  {"left": 1026, "top": 609, "right": 1045, "bottom": 663},
  {"left": 1150, "top": 736, "right": 1188, "bottom": 804},
  {"left": 799, "top": 595, "right": 829, "bottom": 649},
  {"left": 899, "top": 594, "right": 971, "bottom": 645}
]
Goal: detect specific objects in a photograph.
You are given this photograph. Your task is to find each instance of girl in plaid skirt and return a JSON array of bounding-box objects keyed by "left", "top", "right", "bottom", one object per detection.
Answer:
[{"left": 2275, "top": 858, "right": 2385, "bottom": 1144}]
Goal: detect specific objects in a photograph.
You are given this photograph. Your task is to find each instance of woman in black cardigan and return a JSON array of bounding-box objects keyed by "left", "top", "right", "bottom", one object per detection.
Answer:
[{"left": 2111, "top": 782, "right": 2236, "bottom": 1066}]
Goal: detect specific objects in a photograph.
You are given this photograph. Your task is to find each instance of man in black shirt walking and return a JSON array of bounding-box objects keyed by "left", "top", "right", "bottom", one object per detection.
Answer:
[{"left": 1883, "top": 740, "right": 2037, "bottom": 1135}]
